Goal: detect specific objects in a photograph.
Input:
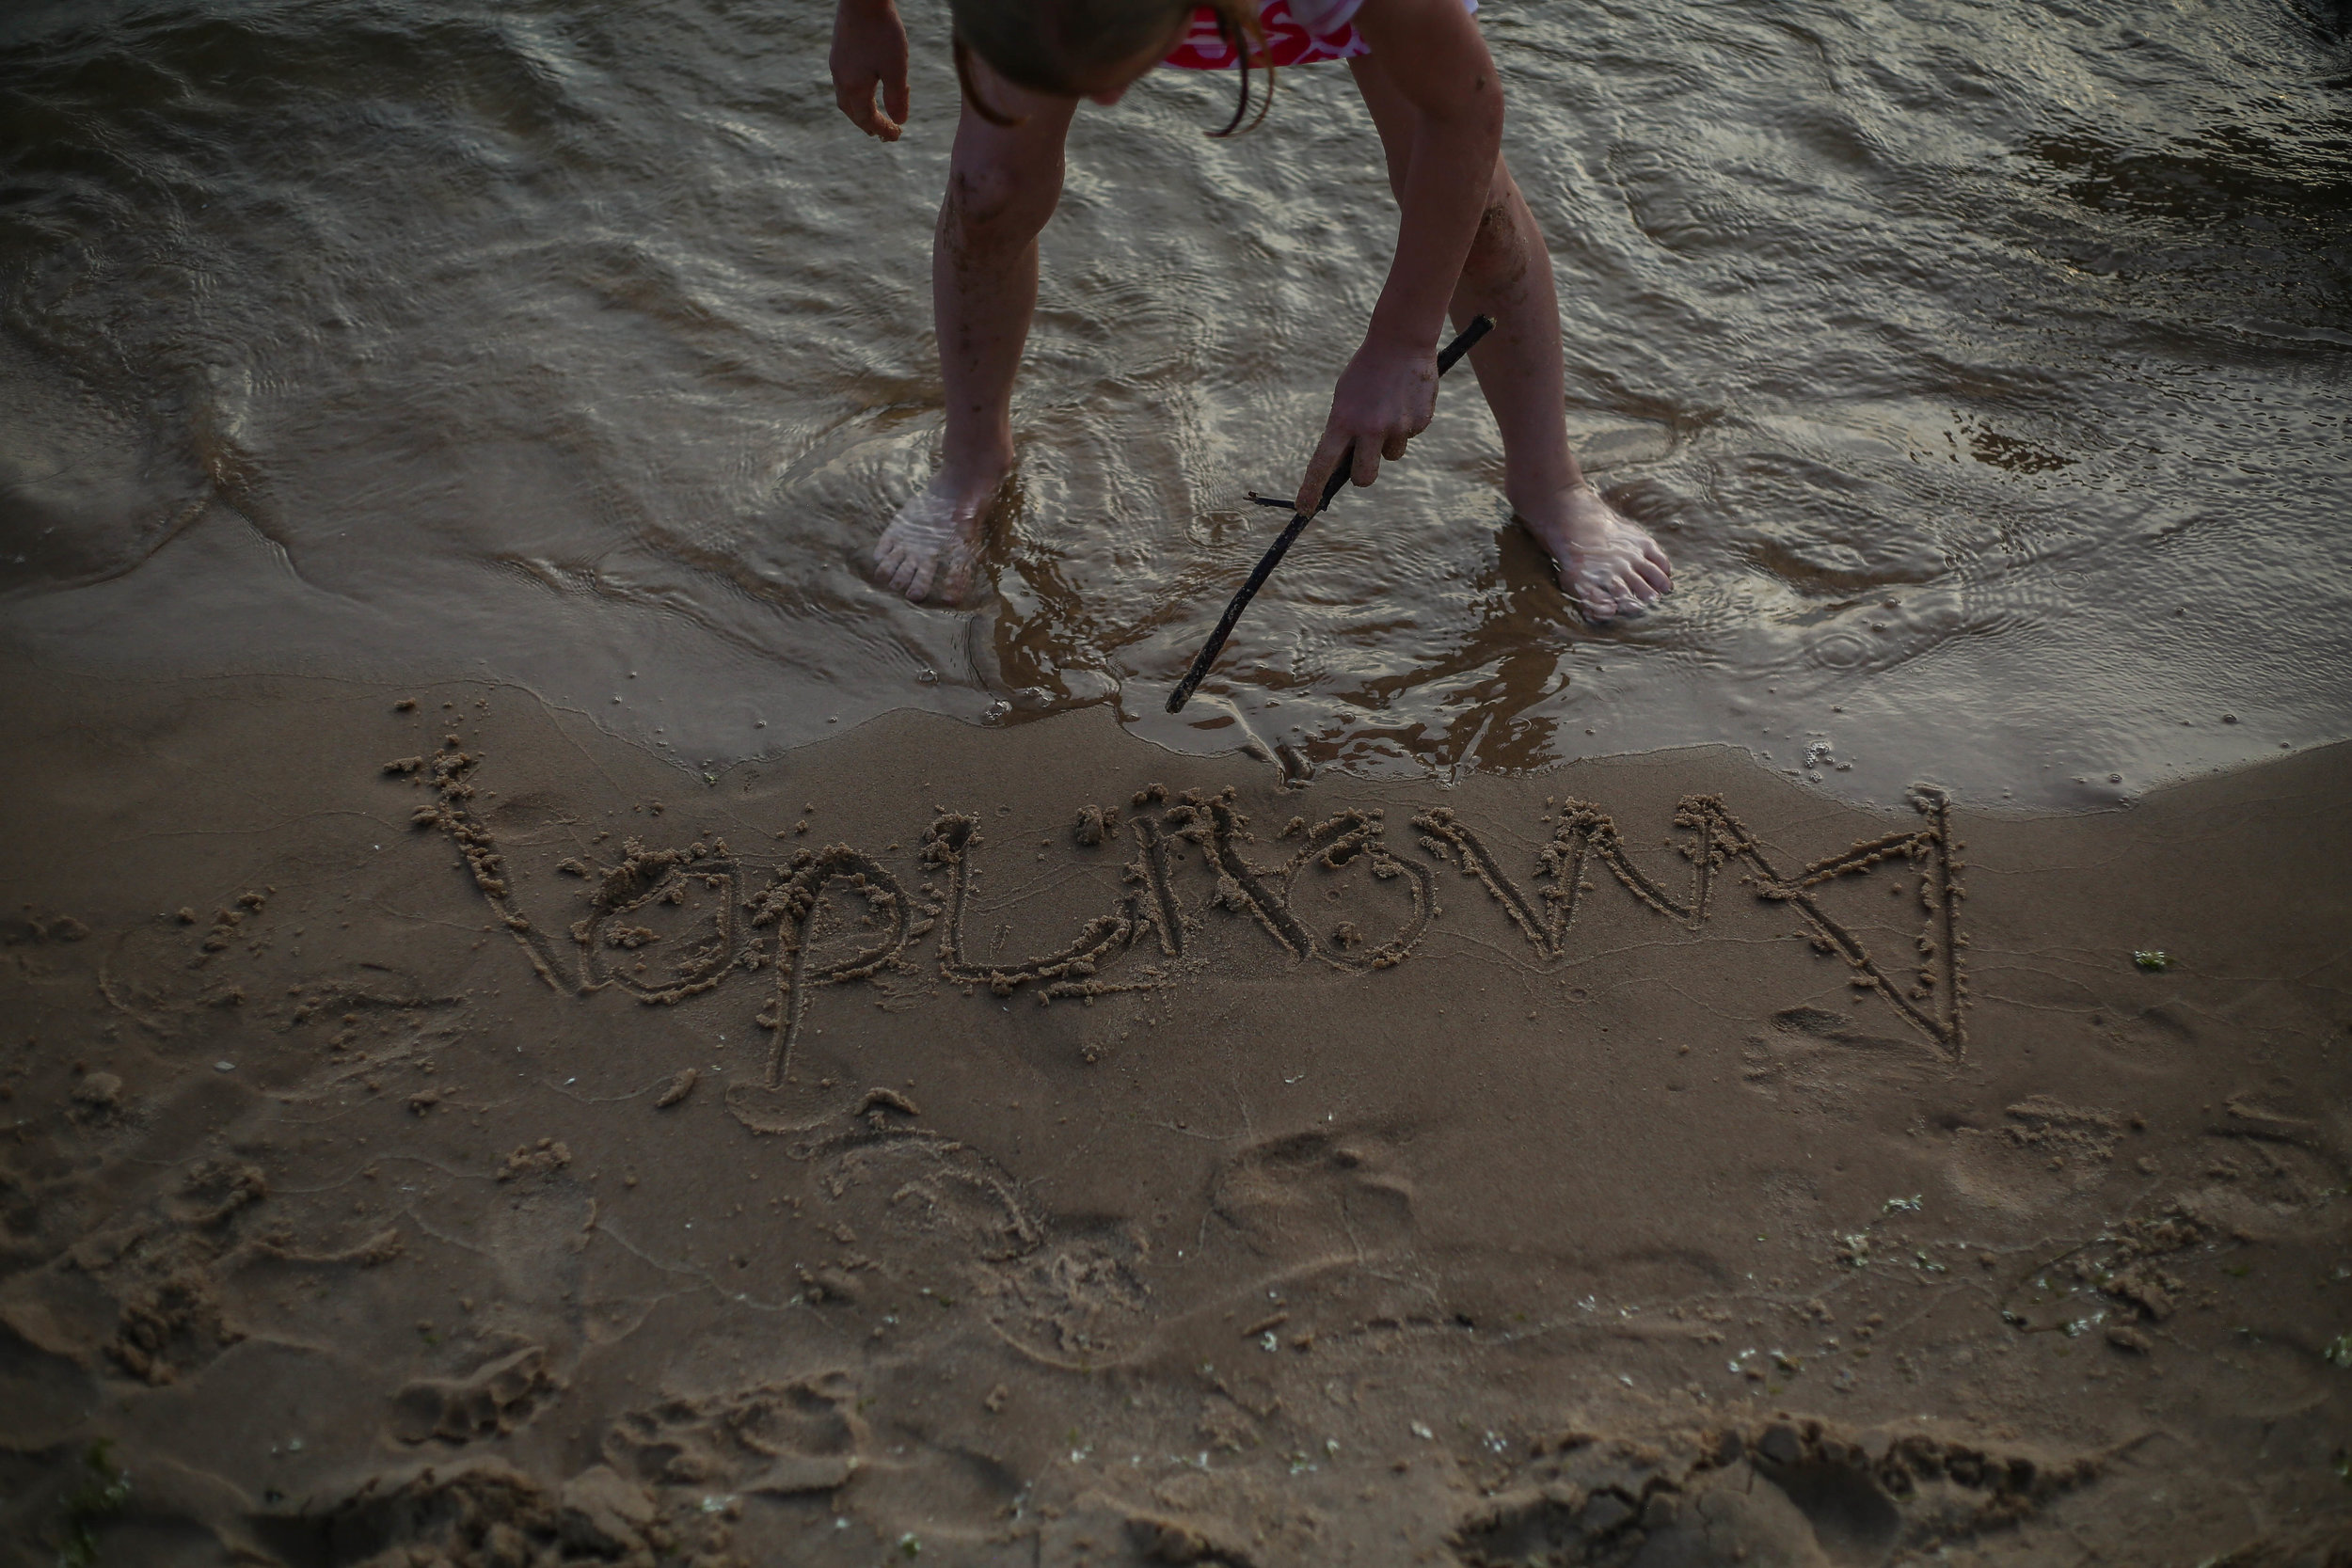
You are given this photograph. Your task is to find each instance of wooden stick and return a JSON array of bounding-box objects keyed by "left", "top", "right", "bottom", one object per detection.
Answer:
[{"left": 1166, "top": 314, "right": 1493, "bottom": 715}]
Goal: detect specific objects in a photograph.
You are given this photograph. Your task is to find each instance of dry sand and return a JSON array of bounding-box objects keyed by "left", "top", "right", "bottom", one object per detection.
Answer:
[{"left": 1, "top": 670, "right": 2347, "bottom": 1567}]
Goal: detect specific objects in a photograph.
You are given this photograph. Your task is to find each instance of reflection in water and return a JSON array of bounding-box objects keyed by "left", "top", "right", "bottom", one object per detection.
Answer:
[{"left": 0, "top": 0, "right": 2346, "bottom": 809}]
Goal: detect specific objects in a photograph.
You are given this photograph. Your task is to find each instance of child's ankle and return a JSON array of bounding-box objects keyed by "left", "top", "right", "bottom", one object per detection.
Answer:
[{"left": 939, "top": 445, "right": 1014, "bottom": 493}]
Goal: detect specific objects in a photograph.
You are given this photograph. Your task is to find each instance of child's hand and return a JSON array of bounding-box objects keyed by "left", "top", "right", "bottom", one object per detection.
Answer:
[
  {"left": 1295, "top": 341, "right": 1440, "bottom": 513},
  {"left": 831, "top": 0, "right": 911, "bottom": 141}
]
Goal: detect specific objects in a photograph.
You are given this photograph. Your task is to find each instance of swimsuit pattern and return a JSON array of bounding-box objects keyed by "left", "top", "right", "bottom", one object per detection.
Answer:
[
  {"left": 1164, "top": 1, "right": 1369, "bottom": 68},
  {"left": 1163, "top": 0, "right": 1480, "bottom": 70}
]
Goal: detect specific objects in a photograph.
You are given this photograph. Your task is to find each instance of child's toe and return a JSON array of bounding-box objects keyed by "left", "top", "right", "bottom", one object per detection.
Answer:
[
  {"left": 1568, "top": 575, "right": 1618, "bottom": 622},
  {"left": 1610, "top": 565, "right": 1657, "bottom": 610}
]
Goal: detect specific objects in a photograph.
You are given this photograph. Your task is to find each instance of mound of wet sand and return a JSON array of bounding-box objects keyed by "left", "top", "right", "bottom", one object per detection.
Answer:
[{"left": 0, "top": 670, "right": 2347, "bottom": 1567}]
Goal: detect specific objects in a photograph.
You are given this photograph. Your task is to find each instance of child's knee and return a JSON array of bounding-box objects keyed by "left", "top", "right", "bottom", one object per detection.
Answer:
[{"left": 945, "top": 155, "right": 1062, "bottom": 245}]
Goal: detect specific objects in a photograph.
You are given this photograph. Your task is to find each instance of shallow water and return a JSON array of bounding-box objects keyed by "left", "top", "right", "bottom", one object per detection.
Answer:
[{"left": 2, "top": 0, "right": 2346, "bottom": 808}]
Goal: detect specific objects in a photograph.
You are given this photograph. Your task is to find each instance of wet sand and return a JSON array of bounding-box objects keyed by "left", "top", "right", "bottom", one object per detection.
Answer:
[{"left": 2, "top": 666, "right": 2347, "bottom": 1566}]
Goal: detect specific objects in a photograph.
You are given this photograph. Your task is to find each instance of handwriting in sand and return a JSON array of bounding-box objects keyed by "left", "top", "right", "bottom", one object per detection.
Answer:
[{"left": 390, "top": 756, "right": 1965, "bottom": 1103}]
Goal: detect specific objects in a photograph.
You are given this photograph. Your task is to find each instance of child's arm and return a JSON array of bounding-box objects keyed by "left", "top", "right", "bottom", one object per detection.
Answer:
[
  {"left": 832, "top": 0, "right": 912, "bottom": 141},
  {"left": 1294, "top": 0, "right": 1504, "bottom": 511}
]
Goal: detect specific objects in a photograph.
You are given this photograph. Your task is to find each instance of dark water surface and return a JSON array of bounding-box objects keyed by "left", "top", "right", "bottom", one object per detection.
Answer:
[{"left": 3, "top": 0, "right": 2347, "bottom": 807}]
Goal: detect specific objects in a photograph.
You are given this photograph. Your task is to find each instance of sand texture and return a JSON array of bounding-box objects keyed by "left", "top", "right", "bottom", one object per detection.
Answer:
[{"left": 1, "top": 673, "right": 2348, "bottom": 1567}]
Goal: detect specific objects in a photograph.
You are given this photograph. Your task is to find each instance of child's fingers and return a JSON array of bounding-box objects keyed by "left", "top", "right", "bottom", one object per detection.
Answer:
[
  {"left": 883, "top": 72, "right": 911, "bottom": 129},
  {"left": 1294, "top": 433, "right": 1351, "bottom": 514},
  {"left": 1349, "top": 441, "right": 1383, "bottom": 489},
  {"left": 836, "top": 77, "right": 898, "bottom": 139},
  {"left": 836, "top": 77, "right": 877, "bottom": 133}
]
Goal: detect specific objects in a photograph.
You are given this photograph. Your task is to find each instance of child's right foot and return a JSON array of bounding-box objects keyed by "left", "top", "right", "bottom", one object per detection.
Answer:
[
  {"left": 1514, "top": 484, "right": 1674, "bottom": 624},
  {"left": 873, "top": 466, "right": 1004, "bottom": 604}
]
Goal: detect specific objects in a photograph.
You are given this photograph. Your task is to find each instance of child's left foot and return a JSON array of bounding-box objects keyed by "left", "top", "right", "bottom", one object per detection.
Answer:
[
  {"left": 1514, "top": 485, "right": 1673, "bottom": 623},
  {"left": 873, "top": 467, "right": 1001, "bottom": 605}
]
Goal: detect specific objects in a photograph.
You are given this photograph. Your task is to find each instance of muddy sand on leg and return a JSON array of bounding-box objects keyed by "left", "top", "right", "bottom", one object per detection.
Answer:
[{"left": 1, "top": 669, "right": 2346, "bottom": 1567}]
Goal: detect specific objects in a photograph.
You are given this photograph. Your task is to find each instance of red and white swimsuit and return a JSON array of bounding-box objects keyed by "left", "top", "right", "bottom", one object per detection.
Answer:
[{"left": 1163, "top": 0, "right": 1477, "bottom": 70}]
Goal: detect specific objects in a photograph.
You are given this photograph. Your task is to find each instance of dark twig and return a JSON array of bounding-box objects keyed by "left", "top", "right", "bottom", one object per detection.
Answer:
[{"left": 1166, "top": 314, "right": 1493, "bottom": 714}]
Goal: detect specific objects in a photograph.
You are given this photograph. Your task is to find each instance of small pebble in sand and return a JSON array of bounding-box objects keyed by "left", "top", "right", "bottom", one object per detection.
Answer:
[{"left": 215, "top": 1061, "right": 234, "bottom": 1072}]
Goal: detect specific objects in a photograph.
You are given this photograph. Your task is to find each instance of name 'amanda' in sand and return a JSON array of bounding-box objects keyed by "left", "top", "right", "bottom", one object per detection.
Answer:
[
  {"left": 831, "top": 0, "right": 1677, "bottom": 622},
  {"left": 392, "top": 744, "right": 1969, "bottom": 1124}
]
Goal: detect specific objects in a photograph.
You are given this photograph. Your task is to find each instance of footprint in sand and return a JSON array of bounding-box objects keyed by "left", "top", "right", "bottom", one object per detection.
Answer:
[
  {"left": 1947, "top": 1095, "right": 2126, "bottom": 1212},
  {"left": 976, "top": 1217, "right": 1152, "bottom": 1369},
  {"left": 1740, "top": 1005, "right": 1944, "bottom": 1117},
  {"left": 2081, "top": 1000, "right": 2201, "bottom": 1072},
  {"left": 604, "top": 1369, "right": 1027, "bottom": 1536},
  {"left": 0, "top": 1157, "right": 265, "bottom": 1386},
  {"left": 1205, "top": 1128, "right": 1417, "bottom": 1288},
  {"left": 1454, "top": 1418, "right": 2099, "bottom": 1568},
  {"left": 248, "top": 1457, "right": 686, "bottom": 1565},
  {"left": 603, "top": 1372, "right": 864, "bottom": 1497},
  {"left": 389, "top": 1341, "right": 559, "bottom": 1444},
  {"left": 791, "top": 1132, "right": 1158, "bottom": 1370}
]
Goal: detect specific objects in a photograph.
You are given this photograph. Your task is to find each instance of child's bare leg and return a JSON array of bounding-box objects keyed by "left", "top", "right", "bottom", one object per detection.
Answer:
[
  {"left": 1349, "top": 57, "right": 1672, "bottom": 623},
  {"left": 875, "top": 66, "right": 1076, "bottom": 603},
  {"left": 1457, "top": 170, "right": 1672, "bottom": 621}
]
